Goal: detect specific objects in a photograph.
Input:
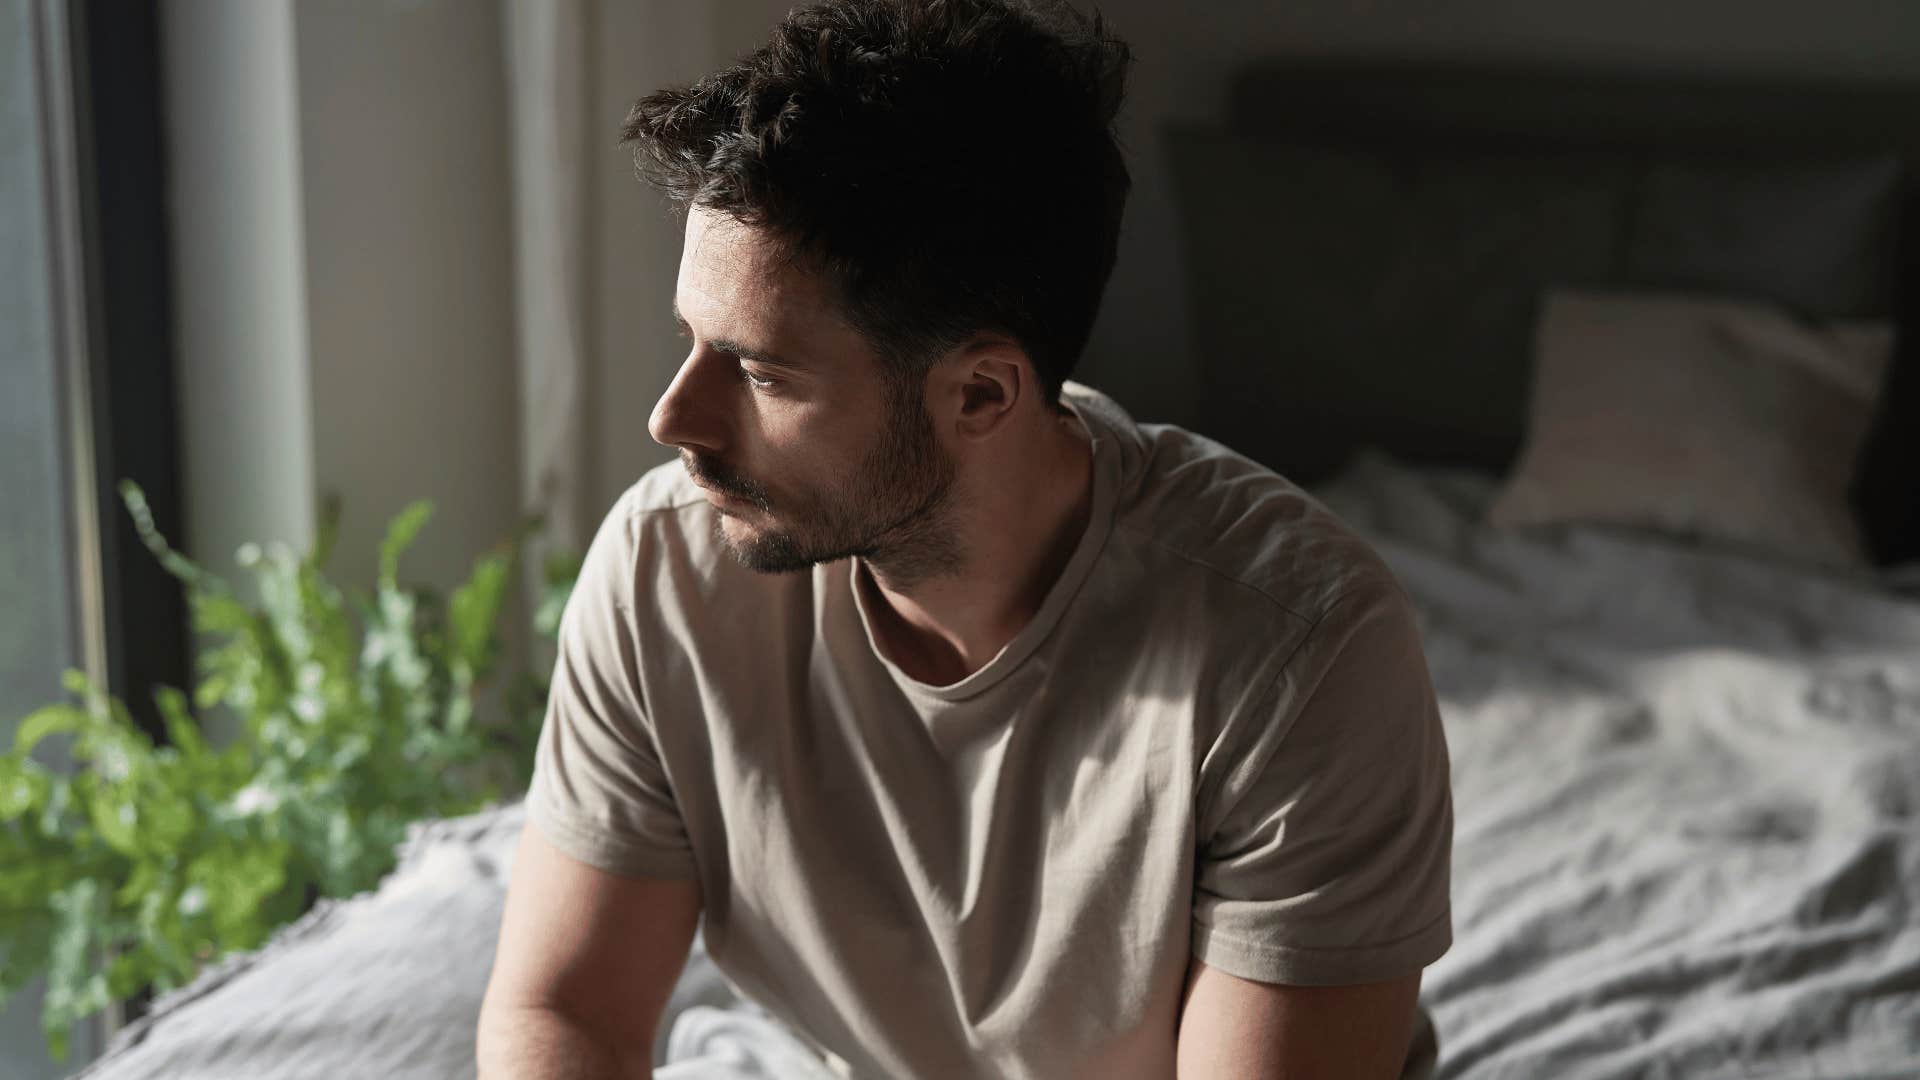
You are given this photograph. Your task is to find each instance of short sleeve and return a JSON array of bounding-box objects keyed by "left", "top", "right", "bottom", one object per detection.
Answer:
[
  {"left": 1191, "top": 582, "right": 1453, "bottom": 986},
  {"left": 524, "top": 492, "right": 698, "bottom": 879}
]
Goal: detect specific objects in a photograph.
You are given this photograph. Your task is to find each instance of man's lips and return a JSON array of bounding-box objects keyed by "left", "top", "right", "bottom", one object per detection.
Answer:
[
  {"left": 694, "top": 480, "right": 752, "bottom": 506},
  {"left": 684, "top": 456, "right": 763, "bottom": 509}
]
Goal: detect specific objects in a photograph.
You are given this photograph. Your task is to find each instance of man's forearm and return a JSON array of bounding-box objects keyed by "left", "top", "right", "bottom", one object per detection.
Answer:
[{"left": 476, "top": 1002, "right": 651, "bottom": 1080}]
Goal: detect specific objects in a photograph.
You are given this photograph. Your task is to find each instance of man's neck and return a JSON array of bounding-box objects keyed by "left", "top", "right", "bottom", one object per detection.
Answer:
[{"left": 859, "top": 408, "right": 1094, "bottom": 686}]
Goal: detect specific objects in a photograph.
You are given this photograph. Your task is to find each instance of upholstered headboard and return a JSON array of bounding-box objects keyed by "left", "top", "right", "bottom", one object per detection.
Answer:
[{"left": 1167, "top": 60, "right": 1920, "bottom": 564}]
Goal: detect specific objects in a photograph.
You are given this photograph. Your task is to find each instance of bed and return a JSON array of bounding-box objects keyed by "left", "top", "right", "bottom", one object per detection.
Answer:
[{"left": 77, "top": 61, "right": 1920, "bottom": 1079}]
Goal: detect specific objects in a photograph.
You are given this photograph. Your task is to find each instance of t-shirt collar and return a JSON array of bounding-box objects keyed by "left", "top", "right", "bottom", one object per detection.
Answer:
[{"left": 849, "top": 384, "right": 1123, "bottom": 703}]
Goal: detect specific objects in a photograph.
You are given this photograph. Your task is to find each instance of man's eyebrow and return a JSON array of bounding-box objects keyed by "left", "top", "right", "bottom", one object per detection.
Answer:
[{"left": 672, "top": 304, "right": 804, "bottom": 371}]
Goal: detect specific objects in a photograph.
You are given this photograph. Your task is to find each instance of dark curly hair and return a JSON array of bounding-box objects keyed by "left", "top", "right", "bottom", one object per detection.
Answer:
[{"left": 620, "top": 0, "right": 1133, "bottom": 406}]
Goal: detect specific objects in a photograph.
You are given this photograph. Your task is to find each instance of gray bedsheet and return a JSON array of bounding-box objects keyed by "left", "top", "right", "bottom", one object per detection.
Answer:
[
  {"left": 75, "top": 455, "right": 1920, "bottom": 1079},
  {"left": 70, "top": 803, "right": 825, "bottom": 1080},
  {"left": 1318, "top": 454, "right": 1920, "bottom": 1079}
]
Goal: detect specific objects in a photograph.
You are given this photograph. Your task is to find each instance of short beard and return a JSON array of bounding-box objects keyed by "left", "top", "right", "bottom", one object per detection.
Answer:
[{"left": 703, "top": 374, "right": 961, "bottom": 588}]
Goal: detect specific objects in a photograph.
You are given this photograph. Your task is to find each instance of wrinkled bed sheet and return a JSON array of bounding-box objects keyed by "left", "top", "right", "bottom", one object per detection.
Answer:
[
  {"left": 69, "top": 800, "right": 823, "bottom": 1080},
  {"left": 1316, "top": 453, "right": 1920, "bottom": 1079},
  {"left": 75, "top": 454, "right": 1920, "bottom": 1079}
]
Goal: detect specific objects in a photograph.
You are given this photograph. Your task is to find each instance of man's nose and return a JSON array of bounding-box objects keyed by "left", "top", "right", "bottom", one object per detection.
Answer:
[{"left": 648, "top": 350, "right": 732, "bottom": 453}]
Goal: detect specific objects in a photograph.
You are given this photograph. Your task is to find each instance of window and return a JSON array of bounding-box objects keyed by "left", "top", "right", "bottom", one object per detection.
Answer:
[{"left": 0, "top": 1, "right": 186, "bottom": 1072}]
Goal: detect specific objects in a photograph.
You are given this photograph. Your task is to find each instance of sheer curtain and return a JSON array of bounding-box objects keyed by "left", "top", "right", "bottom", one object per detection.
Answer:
[
  {"left": 504, "top": 0, "right": 596, "bottom": 624},
  {"left": 503, "top": 0, "right": 749, "bottom": 640}
]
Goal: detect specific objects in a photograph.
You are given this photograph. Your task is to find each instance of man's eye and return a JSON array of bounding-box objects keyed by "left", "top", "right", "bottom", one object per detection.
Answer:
[{"left": 740, "top": 366, "right": 779, "bottom": 390}]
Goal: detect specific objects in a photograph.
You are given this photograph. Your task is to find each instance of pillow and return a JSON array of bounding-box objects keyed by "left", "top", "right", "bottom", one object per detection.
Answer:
[{"left": 1488, "top": 290, "right": 1895, "bottom": 567}]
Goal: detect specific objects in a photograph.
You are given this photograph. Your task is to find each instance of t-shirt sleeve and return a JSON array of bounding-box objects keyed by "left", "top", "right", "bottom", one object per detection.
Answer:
[
  {"left": 524, "top": 492, "right": 698, "bottom": 880},
  {"left": 1191, "top": 581, "right": 1453, "bottom": 986}
]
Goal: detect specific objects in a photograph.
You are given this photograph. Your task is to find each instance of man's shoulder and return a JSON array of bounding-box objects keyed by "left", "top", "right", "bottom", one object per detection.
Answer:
[{"left": 1114, "top": 424, "right": 1404, "bottom": 632}]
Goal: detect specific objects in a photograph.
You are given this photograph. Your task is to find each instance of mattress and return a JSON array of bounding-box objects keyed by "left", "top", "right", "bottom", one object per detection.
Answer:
[{"left": 75, "top": 454, "right": 1920, "bottom": 1079}]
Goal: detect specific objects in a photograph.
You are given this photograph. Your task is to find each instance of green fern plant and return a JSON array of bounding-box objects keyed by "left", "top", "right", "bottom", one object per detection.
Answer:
[{"left": 0, "top": 483, "right": 579, "bottom": 1061}]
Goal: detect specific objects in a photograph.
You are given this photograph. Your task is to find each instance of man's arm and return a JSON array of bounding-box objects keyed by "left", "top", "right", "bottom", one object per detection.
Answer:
[
  {"left": 1175, "top": 957, "right": 1422, "bottom": 1079},
  {"left": 476, "top": 821, "right": 702, "bottom": 1079}
]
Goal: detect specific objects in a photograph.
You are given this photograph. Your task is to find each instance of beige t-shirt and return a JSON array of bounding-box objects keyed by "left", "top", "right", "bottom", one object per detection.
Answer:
[{"left": 526, "top": 381, "right": 1454, "bottom": 1078}]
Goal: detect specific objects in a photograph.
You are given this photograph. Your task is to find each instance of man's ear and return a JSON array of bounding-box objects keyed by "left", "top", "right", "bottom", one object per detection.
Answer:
[{"left": 945, "top": 338, "right": 1030, "bottom": 442}]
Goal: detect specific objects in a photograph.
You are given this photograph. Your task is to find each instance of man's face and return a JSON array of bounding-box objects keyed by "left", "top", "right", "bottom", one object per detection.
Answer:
[{"left": 649, "top": 206, "right": 959, "bottom": 577}]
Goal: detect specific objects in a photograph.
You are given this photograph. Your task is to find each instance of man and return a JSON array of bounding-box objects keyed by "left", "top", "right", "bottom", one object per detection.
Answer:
[{"left": 476, "top": 1, "right": 1453, "bottom": 1076}]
